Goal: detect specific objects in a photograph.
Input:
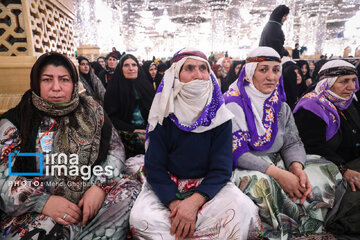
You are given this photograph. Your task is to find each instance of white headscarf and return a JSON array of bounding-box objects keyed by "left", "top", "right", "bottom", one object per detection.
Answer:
[
  {"left": 146, "top": 48, "right": 234, "bottom": 149},
  {"left": 224, "top": 46, "right": 285, "bottom": 163},
  {"left": 315, "top": 59, "right": 357, "bottom": 101},
  {"left": 235, "top": 47, "right": 282, "bottom": 135}
]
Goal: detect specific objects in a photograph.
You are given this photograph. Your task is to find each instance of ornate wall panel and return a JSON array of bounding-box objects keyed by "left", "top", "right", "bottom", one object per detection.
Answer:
[
  {"left": 28, "top": 0, "right": 75, "bottom": 56},
  {"left": 0, "top": 0, "right": 75, "bottom": 113},
  {"left": 0, "top": 0, "right": 28, "bottom": 56},
  {"left": 0, "top": 0, "right": 75, "bottom": 57}
]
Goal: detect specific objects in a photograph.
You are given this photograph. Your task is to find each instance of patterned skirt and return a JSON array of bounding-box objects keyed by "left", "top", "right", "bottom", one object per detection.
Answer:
[
  {"left": 231, "top": 155, "right": 342, "bottom": 240},
  {"left": 117, "top": 130, "right": 145, "bottom": 159},
  {"left": 130, "top": 181, "right": 263, "bottom": 240},
  {"left": 0, "top": 177, "right": 141, "bottom": 240}
]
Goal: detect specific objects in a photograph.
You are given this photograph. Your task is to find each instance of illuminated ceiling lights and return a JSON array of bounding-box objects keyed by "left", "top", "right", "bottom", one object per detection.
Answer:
[{"left": 208, "top": 0, "right": 231, "bottom": 11}]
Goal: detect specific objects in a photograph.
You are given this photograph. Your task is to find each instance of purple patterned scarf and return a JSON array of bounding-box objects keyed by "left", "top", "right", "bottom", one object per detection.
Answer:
[
  {"left": 224, "top": 67, "right": 286, "bottom": 168},
  {"left": 293, "top": 75, "right": 359, "bottom": 141}
]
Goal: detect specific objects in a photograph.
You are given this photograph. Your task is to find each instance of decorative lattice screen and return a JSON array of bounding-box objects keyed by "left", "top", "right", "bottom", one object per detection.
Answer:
[{"left": 0, "top": 0, "right": 75, "bottom": 57}]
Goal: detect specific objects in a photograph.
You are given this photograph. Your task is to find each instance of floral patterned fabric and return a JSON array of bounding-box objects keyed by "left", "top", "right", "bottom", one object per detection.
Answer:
[
  {"left": 130, "top": 182, "right": 264, "bottom": 240},
  {"left": 231, "top": 155, "right": 342, "bottom": 240},
  {"left": 0, "top": 118, "right": 141, "bottom": 240}
]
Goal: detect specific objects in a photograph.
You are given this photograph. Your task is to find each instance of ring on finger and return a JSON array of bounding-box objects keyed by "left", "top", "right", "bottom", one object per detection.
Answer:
[{"left": 62, "top": 213, "right": 68, "bottom": 220}]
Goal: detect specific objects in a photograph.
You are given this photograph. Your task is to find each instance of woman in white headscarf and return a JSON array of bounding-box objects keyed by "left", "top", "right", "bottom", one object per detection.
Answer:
[
  {"left": 129, "top": 48, "right": 262, "bottom": 240},
  {"left": 294, "top": 60, "right": 360, "bottom": 237},
  {"left": 224, "top": 47, "right": 341, "bottom": 239}
]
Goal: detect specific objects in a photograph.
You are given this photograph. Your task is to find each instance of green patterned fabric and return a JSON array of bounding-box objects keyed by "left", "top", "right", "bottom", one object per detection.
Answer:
[
  {"left": 117, "top": 130, "right": 145, "bottom": 159},
  {"left": 232, "top": 155, "right": 342, "bottom": 240},
  {"left": 131, "top": 104, "right": 145, "bottom": 127}
]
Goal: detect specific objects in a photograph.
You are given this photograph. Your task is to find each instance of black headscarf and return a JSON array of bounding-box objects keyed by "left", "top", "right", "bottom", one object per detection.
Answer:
[
  {"left": 98, "top": 52, "right": 119, "bottom": 88},
  {"left": 142, "top": 60, "right": 156, "bottom": 85},
  {"left": 1, "top": 52, "right": 111, "bottom": 174},
  {"left": 296, "top": 60, "right": 311, "bottom": 80},
  {"left": 312, "top": 59, "right": 328, "bottom": 83},
  {"left": 221, "top": 60, "right": 244, "bottom": 93},
  {"left": 91, "top": 61, "right": 103, "bottom": 78},
  {"left": 282, "top": 61, "right": 307, "bottom": 110},
  {"left": 97, "top": 56, "right": 106, "bottom": 64},
  {"left": 77, "top": 56, "right": 91, "bottom": 85},
  {"left": 104, "top": 54, "right": 155, "bottom": 131},
  {"left": 153, "top": 62, "right": 169, "bottom": 89},
  {"left": 269, "top": 5, "right": 290, "bottom": 23}
]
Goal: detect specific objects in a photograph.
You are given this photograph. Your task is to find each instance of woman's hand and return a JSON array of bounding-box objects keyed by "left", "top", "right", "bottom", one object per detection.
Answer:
[
  {"left": 168, "top": 193, "right": 206, "bottom": 240},
  {"left": 42, "top": 195, "right": 82, "bottom": 225},
  {"left": 289, "top": 162, "right": 312, "bottom": 204},
  {"left": 343, "top": 169, "right": 360, "bottom": 192},
  {"left": 266, "top": 165, "right": 306, "bottom": 201},
  {"left": 78, "top": 185, "right": 106, "bottom": 227}
]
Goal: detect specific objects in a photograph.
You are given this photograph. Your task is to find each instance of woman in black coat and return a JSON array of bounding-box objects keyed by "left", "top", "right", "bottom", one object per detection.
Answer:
[
  {"left": 282, "top": 60, "right": 307, "bottom": 109},
  {"left": 293, "top": 60, "right": 360, "bottom": 237},
  {"left": 104, "top": 54, "right": 155, "bottom": 158},
  {"left": 259, "top": 5, "right": 290, "bottom": 57}
]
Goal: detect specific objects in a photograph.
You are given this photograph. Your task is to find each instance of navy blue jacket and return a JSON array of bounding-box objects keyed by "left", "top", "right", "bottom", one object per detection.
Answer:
[{"left": 145, "top": 118, "right": 233, "bottom": 206}]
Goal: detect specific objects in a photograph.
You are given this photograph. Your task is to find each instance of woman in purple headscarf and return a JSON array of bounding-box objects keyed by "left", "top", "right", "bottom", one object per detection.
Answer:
[
  {"left": 224, "top": 47, "right": 341, "bottom": 239},
  {"left": 129, "top": 48, "right": 262, "bottom": 240},
  {"left": 294, "top": 60, "right": 360, "bottom": 236}
]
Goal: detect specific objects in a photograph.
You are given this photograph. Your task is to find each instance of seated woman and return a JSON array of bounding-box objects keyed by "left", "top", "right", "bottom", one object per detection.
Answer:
[
  {"left": 130, "top": 48, "right": 262, "bottom": 240},
  {"left": 98, "top": 52, "right": 118, "bottom": 88},
  {"left": 282, "top": 60, "right": 307, "bottom": 110},
  {"left": 0, "top": 52, "right": 140, "bottom": 240},
  {"left": 142, "top": 61, "right": 157, "bottom": 90},
  {"left": 77, "top": 56, "right": 106, "bottom": 106},
  {"left": 297, "top": 60, "right": 312, "bottom": 86},
  {"left": 224, "top": 47, "right": 341, "bottom": 239},
  {"left": 211, "top": 63, "right": 225, "bottom": 88},
  {"left": 153, "top": 62, "right": 169, "bottom": 90},
  {"left": 104, "top": 54, "right": 155, "bottom": 159},
  {"left": 293, "top": 60, "right": 360, "bottom": 236},
  {"left": 221, "top": 60, "right": 245, "bottom": 94},
  {"left": 90, "top": 61, "right": 104, "bottom": 78}
]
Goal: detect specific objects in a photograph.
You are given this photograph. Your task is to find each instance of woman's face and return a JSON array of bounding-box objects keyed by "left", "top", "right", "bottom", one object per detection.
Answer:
[
  {"left": 309, "top": 61, "right": 315, "bottom": 71},
  {"left": 294, "top": 69, "right": 302, "bottom": 85},
  {"left": 107, "top": 57, "right": 118, "bottom": 69},
  {"left": 330, "top": 74, "right": 357, "bottom": 99},
  {"left": 252, "top": 61, "right": 281, "bottom": 94},
  {"left": 234, "top": 64, "right": 242, "bottom": 76},
  {"left": 149, "top": 65, "right": 157, "bottom": 79},
  {"left": 98, "top": 58, "right": 106, "bottom": 68},
  {"left": 122, "top": 58, "right": 138, "bottom": 79},
  {"left": 79, "top": 60, "right": 90, "bottom": 74},
  {"left": 301, "top": 64, "right": 307, "bottom": 75},
  {"left": 281, "top": 14, "right": 288, "bottom": 23},
  {"left": 40, "top": 64, "right": 74, "bottom": 102},
  {"left": 179, "top": 58, "right": 209, "bottom": 83},
  {"left": 222, "top": 59, "right": 231, "bottom": 69}
]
